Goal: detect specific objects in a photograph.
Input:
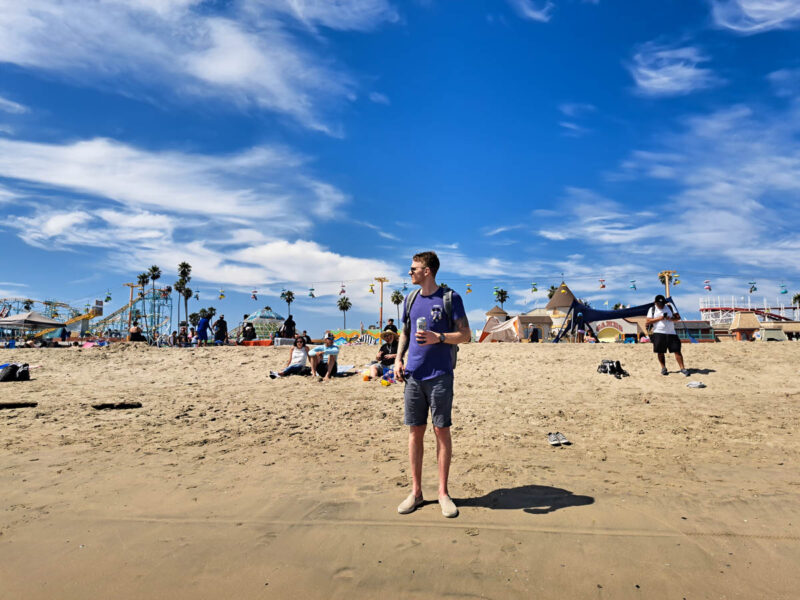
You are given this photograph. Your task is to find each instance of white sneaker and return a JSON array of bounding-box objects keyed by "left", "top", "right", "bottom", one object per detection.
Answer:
[{"left": 439, "top": 495, "right": 458, "bottom": 518}]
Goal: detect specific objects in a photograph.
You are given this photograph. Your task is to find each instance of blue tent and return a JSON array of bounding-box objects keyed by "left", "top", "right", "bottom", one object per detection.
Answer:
[{"left": 553, "top": 297, "right": 679, "bottom": 342}]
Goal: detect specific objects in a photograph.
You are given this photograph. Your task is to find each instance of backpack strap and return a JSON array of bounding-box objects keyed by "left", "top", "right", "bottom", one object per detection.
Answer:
[
  {"left": 402, "top": 289, "right": 421, "bottom": 331},
  {"left": 443, "top": 288, "right": 455, "bottom": 331}
]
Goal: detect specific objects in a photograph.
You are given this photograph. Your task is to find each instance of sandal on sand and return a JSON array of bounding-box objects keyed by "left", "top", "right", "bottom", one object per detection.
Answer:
[
  {"left": 554, "top": 432, "right": 571, "bottom": 445},
  {"left": 547, "top": 432, "right": 561, "bottom": 446},
  {"left": 397, "top": 493, "right": 424, "bottom": 514},
  {"left": 439, "top": 495, "right": 458, "bottom": 518}
]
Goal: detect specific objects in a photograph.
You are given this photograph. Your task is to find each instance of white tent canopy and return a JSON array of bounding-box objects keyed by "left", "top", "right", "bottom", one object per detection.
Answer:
[
  {"left": 0, "top": 311, "right": 65, "bottom": 330},
  {"left": 479, "top": 316, "right": 521, "bottom": 343}
]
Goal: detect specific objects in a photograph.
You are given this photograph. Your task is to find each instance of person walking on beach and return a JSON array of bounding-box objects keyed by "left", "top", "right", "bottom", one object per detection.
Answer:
[
  {"left": 395, "top": 251, "right": 470, "bottom": 518},
  {"left": 196, "top": 315, "right": 210, "bottom": 346},
  {"left": 646, "top": 294, "right": 689, "bottom": 376}
]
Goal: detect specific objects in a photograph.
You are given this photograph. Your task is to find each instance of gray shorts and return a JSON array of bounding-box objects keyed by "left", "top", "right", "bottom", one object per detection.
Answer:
[{"left": 403, "top": 372, "right": 454, "bottom": 428}]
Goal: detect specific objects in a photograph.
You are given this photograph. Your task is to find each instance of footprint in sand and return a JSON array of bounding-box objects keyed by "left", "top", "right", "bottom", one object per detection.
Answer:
[{"left": 333, "top": 567, "right": 355, "bottom": 580}]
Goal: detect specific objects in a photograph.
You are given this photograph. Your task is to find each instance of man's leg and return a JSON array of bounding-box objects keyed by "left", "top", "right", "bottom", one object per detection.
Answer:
[
  {"left": 674, "top": 351, "right": 686, "bottom": 370},
  {"left": 409, "top": 425, "right": 426, "bottom": 498},
  {"left": 657, "top": 352, "right": 666, "bottom": 369},
  {"left": 433, "top": 426, "right": 451, "bottom": 498}
]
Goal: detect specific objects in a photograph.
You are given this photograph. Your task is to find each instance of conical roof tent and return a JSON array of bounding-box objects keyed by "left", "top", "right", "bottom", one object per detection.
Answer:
[
  {"left": 545, "top": 282, "right": 576, "bottom": 310},
  {"left": 485, "top": 306, "right": 508, "bottom": 317},
  {"left": 0, "top": 310, "right": 65, "bottom": 330}
]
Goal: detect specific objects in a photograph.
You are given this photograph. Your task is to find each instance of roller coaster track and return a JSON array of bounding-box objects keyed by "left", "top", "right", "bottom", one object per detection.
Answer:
[{"left": 34, "top": 312, "right": 95, "bottom": 338}]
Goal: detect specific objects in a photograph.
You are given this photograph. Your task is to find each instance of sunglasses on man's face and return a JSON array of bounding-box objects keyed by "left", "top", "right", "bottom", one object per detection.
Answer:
[{"left": 409, "top": 266, "right": 426, "bottom": 273}]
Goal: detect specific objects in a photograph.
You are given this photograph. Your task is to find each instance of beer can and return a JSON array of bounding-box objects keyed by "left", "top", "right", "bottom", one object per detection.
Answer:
[{"left": 416, "top": 316, "right": 427, "bottom": 344}]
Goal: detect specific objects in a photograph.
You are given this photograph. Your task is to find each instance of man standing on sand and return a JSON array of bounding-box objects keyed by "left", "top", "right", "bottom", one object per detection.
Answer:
[
  {"left": 646, "top": 294, "right": 689, "bottom": 376},
  {"left": 395, "top": 251, "right": 470, "bottom": 518}
]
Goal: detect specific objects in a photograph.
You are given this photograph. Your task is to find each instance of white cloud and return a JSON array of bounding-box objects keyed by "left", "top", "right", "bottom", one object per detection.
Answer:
[
  {"left": 559, "top": 121, "right": 590, "bottom": 136},
  {"left": 484, "top": 224, "right": 524, "bottom": 236},
  {"left": 0, "top": 137, "right": 345, "bottom": 226},
  {"left": 768, "top": 68, "right": 800, "bottom": 98},
  {"left": 628, "top": 42, "right": 722, "bottom": 97},
  {"left": 710, "top": 0, "right": 800, "bottom": 34},
  {"left": 507, "top": 0, "right": 554, "bottom": 22},
  {"left": 369, "top": 92, "right": 391, "bottom": 104},
  {"left": 0, "top": 1, "right": 399, "bottom": 133},
  {"left": 0, "top": 95, "right": 28, "bottom": 114},
  {"left": 558, "top": 102, "right": 596, "bottom": 117},
  {"left": 616, "top": 104, "right": 800, "bottom": 272},
  {"left": 260, "top": 0, "right": 399, "bottom": 31}
]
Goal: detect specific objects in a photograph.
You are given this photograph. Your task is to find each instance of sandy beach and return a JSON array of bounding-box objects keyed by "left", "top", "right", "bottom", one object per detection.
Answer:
[{"left": 1, "top": 341, "right": 799, "bottom": 599}]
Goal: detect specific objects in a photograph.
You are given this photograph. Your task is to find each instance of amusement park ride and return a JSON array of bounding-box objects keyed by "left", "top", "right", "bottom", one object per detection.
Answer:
[{"left": 0, "top": 283, "right": 174, "bottom": 340}]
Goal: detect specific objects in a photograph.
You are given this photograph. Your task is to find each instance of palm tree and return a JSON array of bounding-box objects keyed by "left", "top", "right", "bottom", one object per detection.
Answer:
[
  {"left": 148, "top": 265, "right": 161, "bottom": 334},
  {"left": 496, "top": 288, "right": 509, "bottom": 311},
  {"left": 182, "top": 286, "right": 193, "bottom": 323},
  {"left": 137, "top": 272, "right": 150, "bottom": 334},
  {"left": 281, "top": 290, "right": 295, "bottom": 317},
  {"left": 174, "top": 279, "right": 185, "bottom": 326},
  {"left": 793, "top": 292, "right": 800, "bottom": 307},
  {"left": 178, "top": 262, "right": 192, "bottom": 323},
  {"left": 613, "top": 302, "right": 624, "bottom": 310},
  {"left": 390, "top": 289, "right": 404, "bottom": 321},
  {"left": 337, "top": 296, "right": 352, "bottom": 329},
  {"left": 547, "top": 285, "right": 558, "bottom": 299}
]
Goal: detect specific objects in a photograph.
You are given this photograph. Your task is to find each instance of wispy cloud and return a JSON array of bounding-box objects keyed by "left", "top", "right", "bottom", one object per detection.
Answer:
[
  {"left": 768, "top": 68, "right": 800, "bottom": 97},
  {"left": 484, "top": 224, "right": 524, "bottom": 237},
  {"left": 0, "top": 95, "right": 28, "bottom": 114},
  {"left": 507, "top": 0, "right": 555, "bottom": 22},
  {"left": 0, "top": 137, "right": 343, "bottom": 225},
  {"left": 559, "top": 102, "right": 596, "bottom": 117},
  {"left": 709, "top": 0, "right": 800, "bottom": 34},
  {"left": 559, "top": 121, "right": 590, "bottom": 137},
  {"left": 615, "top": 104, "right": 800, "bottom": 272},
  {"left": 368, "top": 91, "right": 391, "bottom": 105},
  {"left": 0, "top": 1, "right": 399, "bottom": 133},
  {"left": 628, "top": 42, "right": 722, "bottom": 97}
]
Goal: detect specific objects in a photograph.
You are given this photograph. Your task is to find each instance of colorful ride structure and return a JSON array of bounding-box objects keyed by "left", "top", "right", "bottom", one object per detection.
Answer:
[
  {"left": 90, "top": 287, "right": 173, "bottom": 339},
  {"left": 699, "top": 295, "right": 800, "bottom": 327},
  {"left": 0, "top": 297, "right": 105, "bottom": 338}
]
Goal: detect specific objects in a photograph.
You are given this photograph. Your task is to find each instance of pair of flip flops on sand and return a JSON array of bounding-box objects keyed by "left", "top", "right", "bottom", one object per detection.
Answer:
[{"left": 547, "top": 432, "right": 571, "bottom": 446}]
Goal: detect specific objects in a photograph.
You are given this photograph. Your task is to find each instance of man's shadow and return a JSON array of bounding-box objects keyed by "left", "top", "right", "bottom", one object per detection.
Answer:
[
  {"left": 453, "top": 485, "right": 594, "bottom": 515},
  {"left": 685, "top": 368, "right": 716, "bottom": 375}
]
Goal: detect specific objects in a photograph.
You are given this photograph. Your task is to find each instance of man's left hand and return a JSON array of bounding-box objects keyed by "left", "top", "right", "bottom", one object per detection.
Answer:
[{"left": 416, "top": 330, "right": 442, "bottom": 345}]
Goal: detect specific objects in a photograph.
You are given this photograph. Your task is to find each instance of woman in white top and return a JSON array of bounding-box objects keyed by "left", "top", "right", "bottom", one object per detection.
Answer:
[{"left": 270, "top": 337, "right": 309, "bottom": 378}]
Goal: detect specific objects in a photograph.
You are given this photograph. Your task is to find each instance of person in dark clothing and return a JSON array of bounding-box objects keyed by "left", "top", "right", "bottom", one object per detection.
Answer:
[
  {"left": 129, "top": 321, "right": 146, "bottom": 342},
  {"left": 213, "top": 315, "right": 228, "bottom": 345},
  {"left": 301, "top": 330, "right": 312, "bottom": 345},
  {"left": 383, "top": 318, "right": 398, "bottom": 334},
  {"left": 283, "top": 314, "right": 296, "bottom": 339},
  {"left": 241, "top": 321, "right": 256, "bottom": 342},
  {"left": 528, "top": 326, "right": 539, "bottom": 343},
  {"left": 60, "top": 326, "right": 69, "bottom": 343}
]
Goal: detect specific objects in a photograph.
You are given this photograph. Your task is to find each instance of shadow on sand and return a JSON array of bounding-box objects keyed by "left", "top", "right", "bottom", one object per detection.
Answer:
[{"left": 454, "top": 485, "right": 594, "bottom": 515}]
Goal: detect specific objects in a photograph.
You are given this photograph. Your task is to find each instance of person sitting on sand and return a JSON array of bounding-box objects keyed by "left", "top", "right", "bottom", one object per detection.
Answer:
[
  {"left": 176, "top": 326, "right": 189, "bottom": 347},
  {"left": 301, "top": 330, "right": 312, "bottom": 345},
  {"left": 308, "top": 333, "right": 339, "bottom": 381},
  {"left": 367, "top": 330, "right": 399, "bottom": 380},
  {"left": 241, "top": 321, "right": 256, "bottom": 343},
  {"left": 270, "top": 336, "right": 309, "bottom": 378},
  {"left": 383, "top": 318, "right": 398, "bottom": 334},
  {"left": 646, "top": 294, "right": 689, "bottom": 376},
  {"left": 129, "top": 321, "right": 146, "bottom": 342}
]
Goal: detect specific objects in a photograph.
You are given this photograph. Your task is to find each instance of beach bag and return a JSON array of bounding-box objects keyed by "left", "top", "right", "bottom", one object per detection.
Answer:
[
  {"left": 0, "top": 363, "right": 28, "bottom": 382},
  {"left": 403, "top": 287, "right": 459, "bottom": 369},
  {"left": 0, "top": 364, "right": 18, "bottom": 382}
]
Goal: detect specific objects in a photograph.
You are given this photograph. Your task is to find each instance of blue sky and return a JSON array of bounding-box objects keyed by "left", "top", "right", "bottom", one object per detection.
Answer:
[{"left": 1, "top": 0, "right": 799, "bottom": 333}]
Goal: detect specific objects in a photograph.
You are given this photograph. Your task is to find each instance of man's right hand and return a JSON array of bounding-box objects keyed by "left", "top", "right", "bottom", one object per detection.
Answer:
[{"left": 394, "top": 358, "right": 405, "bottom": 382}]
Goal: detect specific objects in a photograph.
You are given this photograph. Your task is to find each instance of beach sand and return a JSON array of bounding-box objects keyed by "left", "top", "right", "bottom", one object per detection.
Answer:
[{"left": 1, "top": 341, "right": 799, "bottom": 599}]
